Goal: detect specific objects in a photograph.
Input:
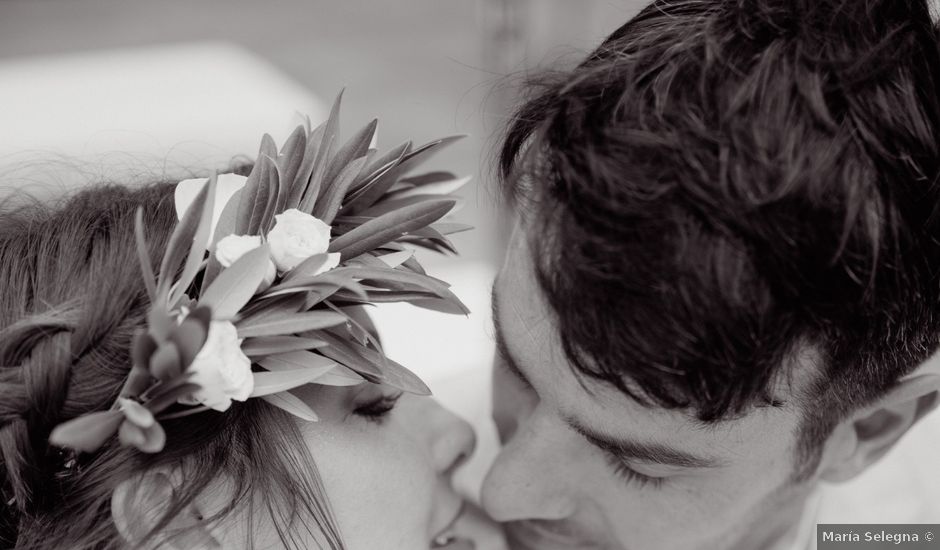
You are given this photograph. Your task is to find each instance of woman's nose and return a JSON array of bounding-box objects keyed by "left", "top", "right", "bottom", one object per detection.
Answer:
[
  {"left": 400, "top": 394, "right": 478, "bottom": 476},
  {"left": 424, "top": 398, "right": 478, "bottom": 476}
]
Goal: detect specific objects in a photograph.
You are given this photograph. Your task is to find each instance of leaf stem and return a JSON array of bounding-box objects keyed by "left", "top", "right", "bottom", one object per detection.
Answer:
[{"left": 157, "top": 405, "right": 211, "bottom": 420}]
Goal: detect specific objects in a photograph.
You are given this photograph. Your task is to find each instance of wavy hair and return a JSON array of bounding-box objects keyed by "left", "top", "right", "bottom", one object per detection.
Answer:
[
  {"left": 0, "top": 180, "right": 342, "bottom": 549},
  {"left": 498, "top": 0, "right": 940, "bottom": 478}
]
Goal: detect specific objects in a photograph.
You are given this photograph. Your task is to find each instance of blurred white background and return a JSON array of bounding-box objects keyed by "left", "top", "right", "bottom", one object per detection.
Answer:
[{"left": 0, "top": 0, "right": 648, "bottom": 262}]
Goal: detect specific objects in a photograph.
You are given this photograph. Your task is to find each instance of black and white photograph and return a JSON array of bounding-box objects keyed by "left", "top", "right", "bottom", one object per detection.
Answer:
[{"left": 0, "top": 1, "right": 938, "bottom": 549}]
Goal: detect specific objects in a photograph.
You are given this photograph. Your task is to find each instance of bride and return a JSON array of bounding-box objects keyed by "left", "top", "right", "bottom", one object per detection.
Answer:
[{"left": 0, "top": 99, "right": 495, "bottom": 549}]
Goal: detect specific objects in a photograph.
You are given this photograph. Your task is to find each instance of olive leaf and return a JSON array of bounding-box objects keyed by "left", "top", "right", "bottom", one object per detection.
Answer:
[
  {"left": 299, "top": 90, "right": 344, "bottom": 214},
  {"left": 280, "top": 253, "right": 332, "bottom": 282},
  {"left": 391, "top": 170, "right": 458, "bottom": 190},
  {"left": 353, "top": 343, "right": 431, "bottom": 396},
  {"left": 169, "top": 174, "right": 218, "bottom": 307},
  {"left": 242, "top": 336, "right": 329, "bottom": 357},
  {"left": 259, "top": 156, "right": 286, "bottom": 233},
  {"left": 237, "top": 294, "right": 306, "bottom": 325},
  {"left": 398, "top": 226, "right": 459, "bottom": 254},
  {"left": 149, "top": 341, "right": 183, "bottom": 381},
  {"left": 242, "top": 136, "right": 277, "bottom": 234},
  {"left": 260, "top": 276, "right": 367, "bottom": 303},
  {"left": 328, "top": 199, "right": 456, "bottom": 261},
  {"left": 49, "top": 409, "right": 124, "bottom": 453},
  {"left": 236, "top": 311, "right": 347, "bottom": 338},
  {"left": 330, "top": 266, "right": 453, "bottom": 299},
  {"left": 256, "top": 350, "right": 336, "bottom": 372},
  {"left": 431, "top": 222, "right": 473, "bottom": 236},
  {"left": 341, "top": 141, "right": 411, "bottom": 213},
  {"left": 321, "top": 118, "right": 377, "bottom": 196},
  {"left": 355, "top": 248, "right": 421, "bottom": 270},
  {"left": 317, "top": 328, "right": 429, "bottom": 395},
  {"left": 249, "top": 152, "right": 277, "bottom": 234},
  {"left": 286, "top": 121, "right": 326, "bottom": 210},
  {"left": 261, "top": 391, "right": 318, "bottom": 421},
  {"left": 198, "top": 245, "right": 272, "bottom": 320},
  {"left": 408, "top": 297, "right": 472, "bottom": 316},
  {"left": 388, "top": 174, "right": 472, "bottom": 199},
  {"left": 314, "top": 330, "right": 385, "bottom": 382},
  {"left": 312, "top": 363, "right": 366, "bottom": 386},
  {"left": 235, "top": 140, "right": 266, "bottom": 234},
  {"left": 332, "top": 289, "right": 439, "bottom": 304},
  {"left": 157, "top": 172, "right": 214, "bottom": 300},
  {"left": 357, "top": 193, "right": 458, "bottom": 219},
  {"left": 315, "top": 156, "right": 369, "bottom": 224},
  {"left": 276, "top": 125, "right": 307, "bottom": 207},
  {"left": 201, "top": 187, "right": 244, "bottom": 294},
  {"left": 167, "top": 306, "right": 211, "bottom": 366},
  {"left": 250, "top": 368, "right": 335, "bottom": 397},
  {"left": 356, "top": 141, "right": 411, "bottom": 192},
  {"left": 342, "top": 135, "right": 465, "bottom": 215},
  {"left": 145, "top": 382, "right": 201, "bottom": 413}
]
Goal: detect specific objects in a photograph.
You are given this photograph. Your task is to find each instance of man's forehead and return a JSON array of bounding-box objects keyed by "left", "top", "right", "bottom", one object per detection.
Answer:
[{"left": 495, "top": 225, "right": 805, "bottom": 461}]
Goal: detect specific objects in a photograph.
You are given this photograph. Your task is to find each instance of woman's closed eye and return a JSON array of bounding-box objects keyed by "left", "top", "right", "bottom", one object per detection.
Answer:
[{"left": 353, "top": 391, "right": 404, "bottom": 425}]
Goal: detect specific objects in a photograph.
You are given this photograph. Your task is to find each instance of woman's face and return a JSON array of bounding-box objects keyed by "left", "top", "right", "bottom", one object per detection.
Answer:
[{"left": 287, "top": 381, "right": 480, "bottom": 549}]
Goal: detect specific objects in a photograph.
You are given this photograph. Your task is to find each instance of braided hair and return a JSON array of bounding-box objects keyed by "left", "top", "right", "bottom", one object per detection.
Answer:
[{"left": 0, "top": 182, "right": 341, "bottom": 549}]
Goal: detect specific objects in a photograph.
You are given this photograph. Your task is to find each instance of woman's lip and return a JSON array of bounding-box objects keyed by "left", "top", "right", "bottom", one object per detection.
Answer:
[
  {"left": 431, "top": 500, "right": 466, "bottom": 544},
  {"left": 432, "top": 536, "right": 475, "bottom": 550}
]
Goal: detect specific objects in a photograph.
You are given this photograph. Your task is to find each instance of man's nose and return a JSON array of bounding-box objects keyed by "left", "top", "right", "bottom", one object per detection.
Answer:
[{"left": 480, "top": 408, "right": 576, "bottom": 522}]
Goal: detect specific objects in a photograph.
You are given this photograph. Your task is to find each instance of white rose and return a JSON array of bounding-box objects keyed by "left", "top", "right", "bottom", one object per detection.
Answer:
[
  {"left": 266, "top": 209, "right": 332, "bottom": 272},
  {"left": 215, "top": 234, "right": 277, "bottom": 290},
  {"left": 180, "top": 321, "right": 254, "bottom": 412}
]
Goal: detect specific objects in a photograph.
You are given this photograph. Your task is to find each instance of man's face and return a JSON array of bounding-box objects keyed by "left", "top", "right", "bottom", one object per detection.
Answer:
[{"left": 481, "top": 227, "right": 820, "bottom": 550}]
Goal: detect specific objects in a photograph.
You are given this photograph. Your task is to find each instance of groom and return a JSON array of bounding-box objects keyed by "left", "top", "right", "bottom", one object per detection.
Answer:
[{"left": 480, "top": 1, "right": 940, "bottom": 549}]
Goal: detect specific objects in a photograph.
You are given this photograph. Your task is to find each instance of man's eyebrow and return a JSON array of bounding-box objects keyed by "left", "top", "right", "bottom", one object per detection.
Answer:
[
  {"left": 491, "top": 278, "right": 722, "bottom": 470},
  {"left": 564, "top": 415, "right": 724, "bottom": 469},
  {"left": 490, "top": 278, "right": 532, "bottom": 387}
]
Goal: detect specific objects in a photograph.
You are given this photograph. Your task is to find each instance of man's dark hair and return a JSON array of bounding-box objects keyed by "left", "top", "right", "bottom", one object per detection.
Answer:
[{"left": 498, "top": 0, "right": 940, "bottom": 478}]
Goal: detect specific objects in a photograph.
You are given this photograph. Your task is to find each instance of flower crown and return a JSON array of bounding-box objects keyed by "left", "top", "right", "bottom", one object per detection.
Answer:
[{"left": 49, "top": 93, "right": 471, "bottom": 454}]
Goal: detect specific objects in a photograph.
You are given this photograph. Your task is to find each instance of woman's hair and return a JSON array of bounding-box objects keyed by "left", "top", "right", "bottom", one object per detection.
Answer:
[{"left": 0, "top": 180, "right": 342, "bottom": 549}]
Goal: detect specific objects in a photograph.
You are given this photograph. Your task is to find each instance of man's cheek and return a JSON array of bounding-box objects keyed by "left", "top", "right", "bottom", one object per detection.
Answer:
[{"left": 491, "top": 365, "right": 531, "bottom": 444}]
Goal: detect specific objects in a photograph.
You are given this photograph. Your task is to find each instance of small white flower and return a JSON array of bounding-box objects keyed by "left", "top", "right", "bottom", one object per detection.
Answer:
[
  {"left": 267, "top": 209, "right": 332, "bottom": 272},
  {"left": 180, "top": 321, "right": 254, "bottom": 412},
  {"left": 215, "top": 234, "right": 262, "bottom": 267},
  {"left": 215, "top": 234, "right": 277, "bottom": 290},
  {"left": 316, "top": 252, "right": 342, "bottom": 275}
]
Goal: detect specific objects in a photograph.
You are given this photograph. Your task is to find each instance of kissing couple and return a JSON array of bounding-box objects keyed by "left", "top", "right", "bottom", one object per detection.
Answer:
[{"left": 3, "top": 1, "right": 940, "bottom": 549}]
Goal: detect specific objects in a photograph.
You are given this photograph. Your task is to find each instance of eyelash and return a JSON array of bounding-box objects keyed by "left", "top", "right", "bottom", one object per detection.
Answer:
[
  {"left": 605, "top": 456, "right": 665, "bottom": 489},
  {"left": 495, "top": 348, "right": 665, "bottom": 489},
  {"left": 353, "top": 394, "right": 402, "bottom": 424}
]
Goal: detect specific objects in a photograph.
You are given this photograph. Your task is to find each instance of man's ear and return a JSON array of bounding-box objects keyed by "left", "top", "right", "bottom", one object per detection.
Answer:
[
  {"left": 111, "top": 470, "right": 221, "bottom": 550},
  {"left": 818, "top": 372, "right": 940, "bottom": 484}
]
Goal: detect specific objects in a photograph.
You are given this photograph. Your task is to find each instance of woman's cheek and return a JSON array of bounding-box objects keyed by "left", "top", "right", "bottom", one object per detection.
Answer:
[{"left": 302, "top": 419, "right": 438, "bottom": 549}]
